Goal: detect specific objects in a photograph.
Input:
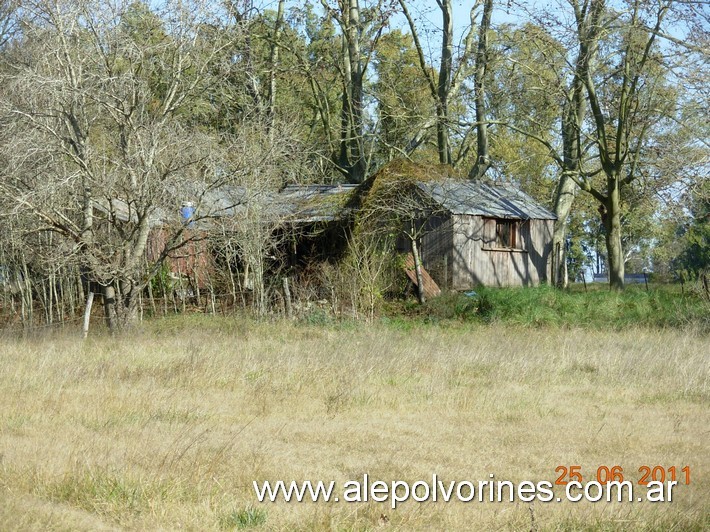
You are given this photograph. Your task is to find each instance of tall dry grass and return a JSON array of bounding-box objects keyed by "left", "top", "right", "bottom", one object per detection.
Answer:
[{"left": 0, "top": 316, "right": 708, "bottom": 530}]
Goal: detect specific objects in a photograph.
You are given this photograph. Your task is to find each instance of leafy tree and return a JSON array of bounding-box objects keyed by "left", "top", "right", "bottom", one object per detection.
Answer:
[
  {"left": 674, "top": 180, "right": 710, "bottom": 277},
  {"left": 572, "top": 0, "right": 699, "bottom": 289},
  {"left": 372, "top": 30, "right": 433, "bottom": 164}
]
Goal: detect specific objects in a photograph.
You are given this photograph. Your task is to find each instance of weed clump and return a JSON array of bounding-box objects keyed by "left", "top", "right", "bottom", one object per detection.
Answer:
[{"left": 218, "top": 506, "right": 267, "bottom": 529}]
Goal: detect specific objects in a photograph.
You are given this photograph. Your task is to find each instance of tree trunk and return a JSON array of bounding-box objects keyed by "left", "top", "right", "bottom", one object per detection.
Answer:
[
  {"left": 436, "top": 0, "right": 453, "bottom": 164},
  {"left": 411, "top": 238, "right": 426, "bottom": 304},
  {"left": 553, "top": 58, "right": 586, "bottom": 287},
  {"left": 267, "top": 0, "right": 285, "bottom": 131},
  {"left": 82, "top": 291, "right": 94, "bottom": 339},
  {"left": 116, "top": 279, "right": 141, "bottom": 327},
  {"left": 282, "top": 276, "right": 293, "bottom": 319},
  {"left": 147, "top": 274, "right": 156, "bottom": 316},
  {"left": 468, "top": 0, "right": 493, "bottom": 178},
  {"left": 605, "top": 183, "right": 624, "bottom": 290},
  {"left": 336, "top": 0, "right": 367, "bottom": 183},
  {"left": 22, "top": 259, "right": 32, "bottom": 328},
  {"left": 251, "top": 257, "right": 266, "bottom": 317},
  {"left": 348, "top": 0, "right": 366, "bottom": 183},
  {"left": 552, "top": 174, "right": 576, "bottom": 287},
  {"left": 103, "top": 283, "right": 117, "bottom": 332},
  {"left": 435, "top": 104, "right": 451, "bottom": 165}
]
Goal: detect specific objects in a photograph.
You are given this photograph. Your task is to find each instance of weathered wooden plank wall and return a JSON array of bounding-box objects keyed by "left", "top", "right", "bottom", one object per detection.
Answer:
[
  {"left": 448, "top": 216, "right": 553, "bottom": 289},
  {"left": 146, "top": 228, "right": 214, "bottom": 288},
  {"left": 420, "top": 215, "right": 454, "bottom": 289}
]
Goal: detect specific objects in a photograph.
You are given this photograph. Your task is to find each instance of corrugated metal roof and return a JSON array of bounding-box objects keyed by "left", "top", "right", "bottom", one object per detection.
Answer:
[
  {"left": 91, "top": 198, "right": 165, "bottom": 225},
  {"left": 200, "top": 183, "right": 357, "bottom": 223},
  {"left": 156, "top": 176, "right": 554, "bottom": 225},
  {"left": 417, "top": 179, "right": 556, "bottom": 220},
  {"left": 279, "top": 184, "right": 358, "bottom": 222}
]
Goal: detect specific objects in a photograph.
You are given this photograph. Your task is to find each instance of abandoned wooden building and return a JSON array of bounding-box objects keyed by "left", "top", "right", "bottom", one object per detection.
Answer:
[
  {"left": 202, "top": 182, "right": 358, "bottom": 264},
  {"left": 412, "top": 179, "right": 557, "bottom": 289},
  {"left": 156, "top": 160, "right": 557, "bottom": 295}
]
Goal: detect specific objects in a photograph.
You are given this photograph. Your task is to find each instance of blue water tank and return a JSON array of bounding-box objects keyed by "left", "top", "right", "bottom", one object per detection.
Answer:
[{"left": 180, "top": 202, "right": 195, "bottom": 228}]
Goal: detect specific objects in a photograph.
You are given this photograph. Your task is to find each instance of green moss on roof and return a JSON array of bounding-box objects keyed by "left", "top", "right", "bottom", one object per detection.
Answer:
[
  {"left": 349, "top": 159, "right": 462, "bottom": 213},
  {"left": 370, "top": 158, "right": 461, "bottom": 182}
]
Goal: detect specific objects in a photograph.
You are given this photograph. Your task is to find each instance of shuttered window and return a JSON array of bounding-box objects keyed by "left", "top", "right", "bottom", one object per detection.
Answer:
[{"left": 496, "top": 219, "right": 518, "bottom": 249}]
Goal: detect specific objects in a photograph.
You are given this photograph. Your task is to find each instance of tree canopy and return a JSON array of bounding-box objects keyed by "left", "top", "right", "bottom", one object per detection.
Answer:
[{"left": 0, "top": 0, "right": 707, "bottom": 329}]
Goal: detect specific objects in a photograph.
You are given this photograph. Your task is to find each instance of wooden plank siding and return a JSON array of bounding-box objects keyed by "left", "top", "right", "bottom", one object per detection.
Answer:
[
  {"left": 146, "top": 228, "right": 215, "bottom": 288},
  {"left": 395, "top": 213, "right": 553, "bottom": 290},
  {"left": 419, "top": 215, "right": 454, "bottom": 290},
  {"left": 394, "top": 215, "right": 454, "bottom": 290},
  {"left": 449, "top": 215, "right": 553, "bottom": 289}
]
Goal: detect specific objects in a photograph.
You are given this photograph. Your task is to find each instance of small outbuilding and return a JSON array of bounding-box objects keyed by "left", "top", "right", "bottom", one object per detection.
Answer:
[{"left": 413, "top": 179, "right": 557, "bottom": 289}]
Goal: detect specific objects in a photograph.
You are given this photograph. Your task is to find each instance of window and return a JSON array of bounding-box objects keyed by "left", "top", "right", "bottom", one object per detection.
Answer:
[
  {"left": 495, "top": 219, "right": 519, "bottom": 249},
  {"left": 482, "top": 218, "right": 526, "bottom": 251}
]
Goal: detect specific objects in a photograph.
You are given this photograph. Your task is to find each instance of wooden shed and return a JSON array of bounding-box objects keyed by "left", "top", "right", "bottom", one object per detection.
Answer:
[{"left": 413, "top": 179, "right": 556, "bottom": 289}]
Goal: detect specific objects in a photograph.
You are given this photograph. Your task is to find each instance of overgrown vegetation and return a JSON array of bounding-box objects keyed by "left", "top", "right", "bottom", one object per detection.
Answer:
[{"left": 0, "top": 0, "right": 706, "bottom": 329}]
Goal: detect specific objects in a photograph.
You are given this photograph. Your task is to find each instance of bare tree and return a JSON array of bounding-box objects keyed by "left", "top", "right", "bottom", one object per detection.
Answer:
[
  {"left": 318, "top": 0, "right": 394, "bottom": 183},
  {"left": 398, "top": 0, "right": 479, "bottom": 165},
  {"left": 0, "top": 0, "right": 18, "bottom": 49},
  {"left": 209, "top": 120, "right": 316, "bottom": 316},
  {"left": 0, "top": 0, "right": 233, "bottom": 331}
]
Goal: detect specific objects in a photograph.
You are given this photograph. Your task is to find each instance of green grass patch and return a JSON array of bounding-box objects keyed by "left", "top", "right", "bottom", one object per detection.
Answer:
[
  {"left": 392, "top": 284, "right": 710, "bottom": 331},
  {"left": 96, "top": 283, "right": 709, "bottom": 335},
  {"left": 218, "top": 506, "right": 267, "bottom": 529},
  {"left": 40, "top": 467, "right": 172, "bottom": 522}
]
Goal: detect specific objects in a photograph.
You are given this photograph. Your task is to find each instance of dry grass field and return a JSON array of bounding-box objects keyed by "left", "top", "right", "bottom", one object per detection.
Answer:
[{"left": 0, "top": 316, "right": 708, "bottom": 531}]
